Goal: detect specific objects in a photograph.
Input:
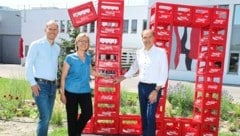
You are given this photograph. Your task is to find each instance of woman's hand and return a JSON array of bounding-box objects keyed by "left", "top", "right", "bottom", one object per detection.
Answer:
[{"left": 59, "top": 89, "right": 66, "bottom": 104}]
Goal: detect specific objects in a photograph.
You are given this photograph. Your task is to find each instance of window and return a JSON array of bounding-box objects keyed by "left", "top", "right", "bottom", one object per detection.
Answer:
[
  {"left": 124, "top": 20, "right": 129, "bottom": 33},
  {"left": 230, "top": 5, "right": 240, "bottom": 56},
  {"left": 90, "top": 22, "right": 95, "bottom": 33},
  {"left": 230, "top": 26, "right": 240, "bottom": 50},
  {"left": 131, "top": 19, "right": 137, "bottom": 33},
  {"left": 60, "top": 20, "right": 65, "bottom": 33},
  {"left": 142, "top": 19, "right": 147, "bottom": 30},
  {"left": 233, "top": 5, "right": 240, "bottom": 25},
  {"left": 228, "top": 53, "right": 239, "bottom": 73},
  {"left": 82, "top": 25, "right": 88, "bottom": 32},
  {"left": 67, "top": 20, "right": 72, "bottom": 33}
]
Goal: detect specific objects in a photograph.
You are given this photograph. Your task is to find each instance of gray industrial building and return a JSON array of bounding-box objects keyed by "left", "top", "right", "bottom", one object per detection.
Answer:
[{"left": 0, "top": 7, "right": 21, "bottom": 64}]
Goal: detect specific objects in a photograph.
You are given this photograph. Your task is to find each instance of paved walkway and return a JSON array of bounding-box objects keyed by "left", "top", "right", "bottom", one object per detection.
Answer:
[{"left": 0, "top": 64, "right": 239, "bottom": 101}]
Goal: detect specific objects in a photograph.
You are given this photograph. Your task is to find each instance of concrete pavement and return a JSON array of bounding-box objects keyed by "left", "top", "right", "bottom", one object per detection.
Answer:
[{"left": 0, "top": 64, "right": 239, "bottom": 102}]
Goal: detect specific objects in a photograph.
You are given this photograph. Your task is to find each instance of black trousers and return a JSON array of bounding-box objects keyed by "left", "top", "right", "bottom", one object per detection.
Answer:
[{"left": 65, "top": 91, "right": 93, "bottom": 136}]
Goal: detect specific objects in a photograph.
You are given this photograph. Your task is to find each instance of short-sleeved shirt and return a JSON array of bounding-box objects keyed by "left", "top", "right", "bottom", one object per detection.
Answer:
[{"left": 64, "top": 52, "right": 91, "bottom": 94}]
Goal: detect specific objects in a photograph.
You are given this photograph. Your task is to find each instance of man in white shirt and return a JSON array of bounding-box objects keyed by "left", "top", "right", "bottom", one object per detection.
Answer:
[{"left": 114, "top": 29, "right": 168, "bottom": 136}]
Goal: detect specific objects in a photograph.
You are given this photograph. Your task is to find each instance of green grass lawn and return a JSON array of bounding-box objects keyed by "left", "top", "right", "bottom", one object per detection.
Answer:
[{"left": 0, "top": 77, "right": 32, "bottom": 99}]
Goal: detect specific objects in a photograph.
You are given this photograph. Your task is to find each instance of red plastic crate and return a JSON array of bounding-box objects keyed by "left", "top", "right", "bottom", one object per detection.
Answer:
[
  {"left": 201, "top": 124, "right": 219, "bottom": 136},
  {"left": 211, "top": 8, "right": 229, "bottom": 28},
  {"left": 119, "top": 115, "right": 142, "bottom": 135},
  {"left": 96, "top": 51, "right": 121, "bottom": 68},
  {"left": 151, "top": 3, "right": 174, "bottom": 24},
  {"left": 98, "top": 18, "right": 123, "bottom": 34},
  {"left": 96, "top": 67, "right": 121, "bottom": 78},
  {"left": 94, "top": 117, "right": 119, "bottom": 134},
  {"left": 95, "top": 77, "right": 115, "bottom": 85},
  {"left": 98, "top": 0, "right": 124, "bottom": 18},
  {"left": 155, "top": 25, "right": 171, "bottom": 40},
  {"left": 208, "top": 50, "right": 224, "bottom": 60},
  {"left": 173, "top": 5, "right": 193, "bottom": 26},
  {"left": 180, "top": 118, "right": 200, "bottom": 136},
  {"left": 94, "top": 84, "right": 120, "bottom": 94},
  {"left": 95, "top": 93, "right": 119, "bottom": 103},
  {"left": 203, "top": 113, "right": 219, "bottom": 124},
  {"left": 194, "top": 98, "right": 220, "bottom": 109},
  {"left": 206, "top": 82, "right": 221, "bottom": 91},
  {"left": 155, "top": 40, "right": 171, "bottom": 49},
  {"left": 96, "top": 34, "right": 122, "bottom": 52},
  {"left": 94, "top": 101, "right": 119, "bottom": 117},
  {"left": 163, "top": 118, "right": 181, "bottom": 136},
  {"left": 192, "top": 7, "right": 211, "bottom": 27},
  {"left": 67, "top": 1, "right": 97, "bottom": 27}
]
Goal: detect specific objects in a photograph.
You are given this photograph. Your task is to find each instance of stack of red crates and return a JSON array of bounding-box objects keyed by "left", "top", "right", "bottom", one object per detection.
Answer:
[
  {"left": 149, "top": 2, "right": 229, "bottom": 136},
  {"left": 193, "top": 7, "right": 229, "bottom": 135},
  {"left": 93, "top": 0, "right": 124, "bottom": 135},
  {"left": 67, "top": 1, "right": 98, "bottom": 134},
  {"left": 149, "top": 3, "right": 174, "bottom": 135}
]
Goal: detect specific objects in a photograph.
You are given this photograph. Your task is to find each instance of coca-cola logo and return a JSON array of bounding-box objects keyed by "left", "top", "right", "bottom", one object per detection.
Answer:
[
  {"left": 206, "top": 100, "right": 217, "bottom": 106},
  {"left": 100, "top": 95, "right": 113, "bottom": 100},
  {"left": 73, "top": 8, "right": 90, "bottom": 17},
  {"left": 204, "top": 117, "right": 216, "bottom": 122},
  {"left": 211, "top": 52, "right": 221, "bottom": 57}
]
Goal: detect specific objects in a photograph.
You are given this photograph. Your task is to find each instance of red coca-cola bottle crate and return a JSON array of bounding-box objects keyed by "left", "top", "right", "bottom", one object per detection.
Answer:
[
  {"left": 206, "top": 82, "right": 221, "bottom": 91},
  {"left": 163, "top": 117, "right": 181, "bottom": 136},
  {"left": 96, "top": 67, "right": 121, "bottom": 78},
  {"left": 67, "top": 1, "right": 97, "bottom": 27},
  {"left": 95, "top": 92, "right": 119, "bottom": 103},
  {"left": 94, "top": 116, "right": 119, "bottom": 134},
  {"left": 98, "top": 18, "right": 123, "bottom": 35},
  {"left": 96, "top": 51, "right": 121, "bottom": 68},
  {"left": 94, "top": 85, "right": 120, "bottom": 103},
  {"left": 208, "top": 50, "right": 224, "bottom": 60},
  {"left": 155, "top": 25, "right": 172, "bottom": 40},
  {"left": 150, "top": 3, "right": 174, "bottom": 24},
  {"left": 194, "top": 97, "right": 220, "bottom": 109},
  {"left": 180, "top": 118, "right": 200, "bottom": 136},
  {"left": 119, "top": 115, "right": 142, "bottom": 135},
  {"left": 192, "top": 7, "right": 211, "bottom": 27},
  {"left": 173, "top": 5, "right": 193, "bottom": 26},
  {"left": 202, "top": 110, "right": 219, "bottom": 124},
  {"left": 155, "top": 39, "right": 171, "bottom": 49},
  {"left": 98, "top": 0, "right": 124, "bottom": 18},
  {"left": 201, "top": 124, "right": 218, "bottom": 136},
  {"left": 96, "top": 34, "right": 122, "bottom": 52},
  {"left": 94, "top": 84, "right": 119, "bottom": 94},
  {"left": 94, "top": 101, "right": 119, "bottom": 117},
  {"left": 211, "top": 8, "right": 229, "bottom": 28}
]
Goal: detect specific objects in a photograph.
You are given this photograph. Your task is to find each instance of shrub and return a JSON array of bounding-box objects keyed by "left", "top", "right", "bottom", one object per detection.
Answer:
[{"left": 167, "top": 82, "right": 194, "bottom": 117}]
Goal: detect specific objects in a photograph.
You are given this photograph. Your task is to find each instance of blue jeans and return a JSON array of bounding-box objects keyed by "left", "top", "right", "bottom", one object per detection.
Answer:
[
  {"left": 138, "top": 82, "right": 161, "bottom": 136},
  {"left": 33, "top": 81, "right": 56, "bottom": 136}
]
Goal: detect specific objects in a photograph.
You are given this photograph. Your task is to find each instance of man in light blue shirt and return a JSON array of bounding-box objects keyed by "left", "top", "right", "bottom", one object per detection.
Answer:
[{"left": 25, "top": 20, "right": 60, "bottom": 136}]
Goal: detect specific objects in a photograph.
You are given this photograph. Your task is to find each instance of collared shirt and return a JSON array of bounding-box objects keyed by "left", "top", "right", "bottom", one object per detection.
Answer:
[
  {"left": 64, "top": 53, "right": 91, "bottom": 94},
  {"left": 25, "top": 37, "right": 60, "bottom": 86},
  {"left": 124, "top": 45, "right": 168, "bottom": 87}
]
